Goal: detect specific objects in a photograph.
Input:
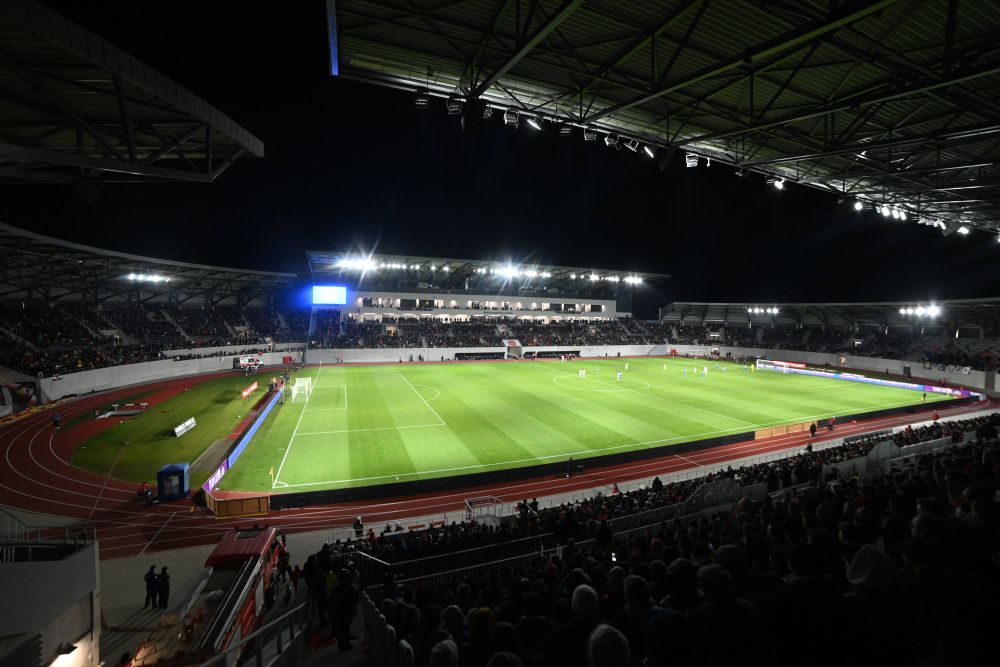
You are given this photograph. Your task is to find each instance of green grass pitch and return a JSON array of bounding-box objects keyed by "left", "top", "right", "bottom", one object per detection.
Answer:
[
  {"left": 201, "top": 357, "right": 949, "bottom": 493},
  {"left": 72, "top": 376, "right": 264, "bottom": 488}
]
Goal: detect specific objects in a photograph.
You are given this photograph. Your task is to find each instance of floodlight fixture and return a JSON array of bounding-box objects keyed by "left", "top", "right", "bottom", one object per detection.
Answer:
[
  {"left": 891, "top": 209, "right": 900, "bottom": 219},
  {"left": 446, "top": 97, "right": 463, "bottom": 115},
  {"left": 899, "top": 308, "right": 906, "bottom": 315},
  {"left": 916, "top": 306, "right": 926, "bottom": 315},
  {"left": 337, "top": 257, "right": 378, "bottom": 271},
  {"left": 958, "top": 225, "right": 970, "bottom": 235},
  {"left": 853, "top": 201, "right": 863, "bottom": 211},
  {"left": 504, "top": 109, "right": 519, "bottom": 126},
  {"left": 483, "top": 106, "right": 493, "bottom": 120},
  {"left": 443, "top": 266, "right": 450, "bottom": 272},
  {"left": 685, "top": 153, "right": 698, "bottom": 168},
  {"left": 526, "top": 117, "right": 542, "bottom": 131},
  {"left": 624, "top": 138, "right": 639, "bottom": 152},
  {"left": 605, "top": 134, "right": 619, "bottom": 149},
  {"left": 414, "top": 89, "right": 430, "bottom": 108},
  {"left": 773, "top": 179, "right": 785, "bottom": 190},
  {"left": 643, "top": 145, "right": 655, "bottom": 158},
  {"left": 590, "top": 274, "right": 599, "bottom": 281},
  {"left": 900, "top": 210, "right": 907, "bottom": 221},
  {"left": 927, "top": 305, "right": 942, "bottom": 317},
  {"left": 541, "top": 271, "right": 552, "bottom": 278},
  {"left": 880, "top": 205, "right": 890, "bottom": 217},
  {"left": 583, "top": 128, "right": 598, "bottom": 141},
  {"left": 570, "top": 274, "right": 576, "bottom": 279},
  {"left": 560, "top": 125, "right": 573, "bottom": 135}
]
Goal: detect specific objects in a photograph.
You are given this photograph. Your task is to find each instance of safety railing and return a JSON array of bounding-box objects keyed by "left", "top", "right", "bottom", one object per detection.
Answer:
[
  {"left": 385, "top": 539, "right": 597, "bottom": 593},
  {"left": 195, "top": 602, "right": 311, "bottom": 667},
  {"left": 351, "top": 533, "right": 557, "bottom": 588}
]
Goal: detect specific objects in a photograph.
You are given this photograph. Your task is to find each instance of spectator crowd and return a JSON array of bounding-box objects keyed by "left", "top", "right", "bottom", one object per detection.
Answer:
[{"left": 301, "top": 412, "right": 999, "bottom": 666}]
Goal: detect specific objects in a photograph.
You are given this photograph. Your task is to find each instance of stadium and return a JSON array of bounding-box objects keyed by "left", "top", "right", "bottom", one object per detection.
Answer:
[{"left": 1, "top": 2, "right": 998, "bottom": 667}]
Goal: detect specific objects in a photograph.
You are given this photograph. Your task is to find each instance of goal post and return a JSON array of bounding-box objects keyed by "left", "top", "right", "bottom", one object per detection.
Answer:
[{"left": 290, "top": 377, "right": 312, "bottom": 403}]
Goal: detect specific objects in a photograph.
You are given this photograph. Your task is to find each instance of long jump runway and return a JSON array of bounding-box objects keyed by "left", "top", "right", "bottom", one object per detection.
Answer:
[{"left": 0, "top": 371, "right": 990, "bottom": 560}]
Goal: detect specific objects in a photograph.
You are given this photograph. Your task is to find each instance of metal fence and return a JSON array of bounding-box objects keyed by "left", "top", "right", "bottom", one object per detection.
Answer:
[
  {"left": 0, "top": 509, "right": 94, "bottom": 563},
  {"left": 195, "top": 602, "right": 311, "bottom": 667},
  {"left": 351, "top": 533, "right": 558, "bottom": 589}
]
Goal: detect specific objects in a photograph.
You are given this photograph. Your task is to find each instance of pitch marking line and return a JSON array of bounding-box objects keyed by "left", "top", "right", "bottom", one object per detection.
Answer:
[
  {"left": 397, "top": 373, "right": 446, "bottom": 426},
  {"left": 305, "top": 384, "right": 348, "bottom": 411},
  {"left": 272, "top": 396, "right": 923, "bottom": 488},
  {"left": 410, "top": 384, "right": 441, "bottom": 401},
  {"left": 535, "top": 362, "right": 756, "bottom": 427},
  {"left": 272, "top": 367, "right": 319, "bottom": 488},
  {"left": 295, "top": 423, "right": 444, "bottom": 437}
]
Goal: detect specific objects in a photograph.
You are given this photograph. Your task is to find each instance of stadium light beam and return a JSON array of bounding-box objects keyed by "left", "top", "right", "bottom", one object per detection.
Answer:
[{"left": 643, "top": 145, "right": 655, "bottom": 158}]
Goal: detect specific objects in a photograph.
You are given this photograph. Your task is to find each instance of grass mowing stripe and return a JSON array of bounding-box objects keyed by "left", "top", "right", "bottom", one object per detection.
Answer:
[{"left": 272, "top": 368, "right": 318, "bottom": 487}]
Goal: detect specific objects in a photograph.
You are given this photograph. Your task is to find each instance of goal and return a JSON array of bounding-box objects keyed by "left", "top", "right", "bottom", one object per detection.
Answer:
[{"left": 290, "top": 377, "right": 312, "bottom": 403}]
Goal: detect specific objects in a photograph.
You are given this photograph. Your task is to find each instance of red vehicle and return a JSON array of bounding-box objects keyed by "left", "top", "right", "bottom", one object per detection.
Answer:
[{"left": 132, "top": 526, "right": 284, "bottom": 666}]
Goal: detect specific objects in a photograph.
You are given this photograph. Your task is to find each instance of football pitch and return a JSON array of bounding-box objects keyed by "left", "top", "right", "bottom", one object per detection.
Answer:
[{"left": 212, "top": 357, "right": 949, "bottom": 493}]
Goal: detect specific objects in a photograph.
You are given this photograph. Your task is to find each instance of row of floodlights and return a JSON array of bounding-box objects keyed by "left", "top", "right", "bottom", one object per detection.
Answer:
[
  {"left": 337, "top": 258, "right": 453, "bottom": 272},
  {"left": 337, "top": 257, "right": 643, "bottom": 284},
  {"left": 473, "top": 266, "right": 554, "bottom": 279},
  {"left": 485, "top": 106, "right": 658, "bottom": 157},
  {"left": 849, "top": 200, "right": 971, "bottom": 235},
  {"left": 125, "top": 273, "right": 170, "bottom": 283},
  {"left": 747, "top": 307, "right": 779, "bottom": 314},
  {"left": 899, "top": 305, "right": 942, "bottom": 317}
]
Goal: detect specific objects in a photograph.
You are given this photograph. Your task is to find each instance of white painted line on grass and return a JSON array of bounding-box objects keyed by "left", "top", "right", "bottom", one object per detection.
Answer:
[
  {"left": 272, "top": 367, "right": 318, "bottom": 488},
  {"left": 273, "top": 396, "right": 927, "bottom": 488},
  {"left": 397, "top": 373, "right": 446, "bottom": 426},
  {"left": 535, "top": 362, "right": 756, "bottom": 427},
  {"left": 295, "top": 423, "right": 445, "bottom": 437}
]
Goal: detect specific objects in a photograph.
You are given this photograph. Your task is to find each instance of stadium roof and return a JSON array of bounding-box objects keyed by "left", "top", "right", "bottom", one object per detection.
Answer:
[
  {"left": 0, "top": 0, "right": 263, "bottom": 184},
  {"left": 661, "top": 299, "right": 1000, "bottom": 329},
  {"left": 307, "top": 250, "right": 668, "bottom": 297},
  {"left": 329, "top": 0, "right": 1000, "bottom": 234},
  {"left": 0, "top": 222, "right": 295, "bottom": 304}
]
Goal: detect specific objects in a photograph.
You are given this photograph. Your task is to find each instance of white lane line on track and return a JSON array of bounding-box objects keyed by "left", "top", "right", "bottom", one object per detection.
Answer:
[
  {"left": 3, "top": 394, "right": 979, "bottom": 525},
  {"left": 674, "top": 454, "right": 706, "bottom": 469},
  {"left": 274, "top": 396, "right": 933, "bottom": 488},
  {"left": 139, "top": 512, "right": 177, "bottom": 556},
  {"left": 88, "top": 440, "right": 130, "bottom": 521},
  {"left": 0, "top": 378, "right": 987, "bottom": 556}
]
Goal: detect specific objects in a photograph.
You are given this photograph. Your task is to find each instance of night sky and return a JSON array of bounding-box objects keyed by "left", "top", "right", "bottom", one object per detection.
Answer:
[{"left": 3, "top": 1, "right": 999, "bottom": 318}]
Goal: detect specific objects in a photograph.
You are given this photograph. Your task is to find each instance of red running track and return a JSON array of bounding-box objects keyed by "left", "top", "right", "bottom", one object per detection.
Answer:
[{"left": 1, "top": 373, "right": 991, "bottom": 560}]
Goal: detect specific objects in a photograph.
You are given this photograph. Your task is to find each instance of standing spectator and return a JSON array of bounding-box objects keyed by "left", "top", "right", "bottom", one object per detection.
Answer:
[
  {"left": 52, "top": 412, "right": 61, "bottom": 429},
  {"left": 809, "top": 422, "right": 817, "bottom": 438},
  {"left": 353, "top": 516, "right": 364, "bottom": 538},
  {"left": 157, "top": 566, "right": 170, "bottom": 610},
  {"left": 331, "top": 569, "right": 359, "bottom": 651},
  {"left": 143, "top": 565, "right": 158, "bottom": 609}
]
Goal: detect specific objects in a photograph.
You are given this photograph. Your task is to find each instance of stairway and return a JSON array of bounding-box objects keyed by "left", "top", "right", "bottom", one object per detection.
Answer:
[
  {"left": 0, "top": 323, "right": 34, "bottom": 349},
  {"left": 160, "top": 308, "right": 192, "bottom": 342}
]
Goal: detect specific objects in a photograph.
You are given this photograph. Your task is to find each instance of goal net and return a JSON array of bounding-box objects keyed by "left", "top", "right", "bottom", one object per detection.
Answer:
[{"left": 290, "top": 377, "right": 312, "bottom": 402}]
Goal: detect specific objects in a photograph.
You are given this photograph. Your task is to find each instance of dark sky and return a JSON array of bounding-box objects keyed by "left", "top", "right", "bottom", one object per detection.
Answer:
[{"left": 3, "top": 1, "right": 999, "bottom": 318}]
